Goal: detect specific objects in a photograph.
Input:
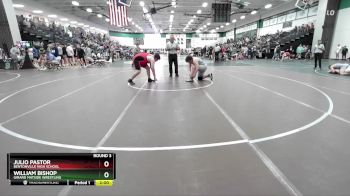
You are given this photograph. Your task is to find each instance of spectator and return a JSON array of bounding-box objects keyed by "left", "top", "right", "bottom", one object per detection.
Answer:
[
  {"left": 336, "top": 44, "right": 341, "bottom": 60},
  {"left": 214, "top": 44, "right": 221, "bottom": 61},
  {"left": 66, "top": 44, "right": 74, "bottom": 66},
  {"left": 296, "top": 44, "right": 304, "bottom": 59},
  {"left": 76, "top": 44, "right": 86, "bottom": 67},
  {"left": 342, "top": 45, "right": 348, "bottom": 60}
]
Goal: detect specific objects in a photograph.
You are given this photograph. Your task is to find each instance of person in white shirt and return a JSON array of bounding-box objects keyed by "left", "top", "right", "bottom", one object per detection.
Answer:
[
  {"left": 66, "top": 44, "right": 74, "bottom": 66},
  {"left": 336, "top": 44, "right": 342, "bottom": 60},
  {"left": 57, "top": 44, "right": 63, "bottom": 66},
  {"left": 313, "top": 41, "right": 325, "bottom": 70},
  {"left": 166, "top": 35, "right": 180, "bottom": 77},
  {"left": 214, "top": 44, "right": 221, "bottom": 61}
]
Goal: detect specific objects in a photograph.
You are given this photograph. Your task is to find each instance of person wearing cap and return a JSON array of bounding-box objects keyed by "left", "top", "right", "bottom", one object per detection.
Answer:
[{"left": 128, "top": 52, "right": 160, "bottom": 85}]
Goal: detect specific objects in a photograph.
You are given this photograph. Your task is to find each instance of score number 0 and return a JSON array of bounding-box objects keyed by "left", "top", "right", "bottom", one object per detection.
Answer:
[{"left": 103, "top": 161, "right": 110, "bottom": 178}]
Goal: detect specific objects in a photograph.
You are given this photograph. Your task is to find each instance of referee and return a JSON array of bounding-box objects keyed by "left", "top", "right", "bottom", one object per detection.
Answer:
[
  {"left": 166, "top": 35, "right": 180, "bottom": 77},
  {"left": 314, "top": 41, "right": 325, "bottom": 70}
]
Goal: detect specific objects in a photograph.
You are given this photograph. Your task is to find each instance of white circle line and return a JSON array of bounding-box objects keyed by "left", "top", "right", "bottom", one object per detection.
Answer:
[
  {"left": 315, "top": 69, "right": 350, "bottom": 82},
  {"left": 0, "top": 72, "right": 21, "bottom": 84},
  {"left": 0, "top": 72, "right": 116, "bottom": 105},
  {"left": 229, "top": 69, "right": 333, "bottom": 143},
  {"left": 128, "top": 80, "right": 214, "bottom": 92},
  {"left": 0, "top": 69, "right": 333, "bottom": 151}
]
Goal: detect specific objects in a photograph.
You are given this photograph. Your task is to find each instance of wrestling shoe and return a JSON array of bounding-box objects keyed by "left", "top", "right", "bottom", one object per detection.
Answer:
[{"left": 128, "top": 79, "right": 135, "bottom": 85}]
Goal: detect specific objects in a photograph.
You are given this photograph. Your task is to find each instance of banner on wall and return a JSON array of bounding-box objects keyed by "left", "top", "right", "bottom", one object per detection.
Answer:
[
  {"left": 308, "top": 6, "right": 318, "bottom": 16},
  {"left": 166, "top": 34, "right": 186, "bottom": 48},
  {"left": 237, "top": 23, "right": 257, "bottom": 33},
  {"left": 133, "top": 38, "right": 144, "bottom": 45},
  {"left": 277, "top": 15, "right": 286, "bottom": 23},
  {"left": 286, "top": 12, "right": 296, "bottom": 21},
  {"left": 270, "top": 17, "right": 277, "bottom": 25},
  {"left": 283, "top": 21, "right": 292, "bottom": 28},
  {"left": 296, "top": 9, "right": 308, "bottom": 19},
  {"left": 263, "top": 20, "right": 270, "bottom": 27}
]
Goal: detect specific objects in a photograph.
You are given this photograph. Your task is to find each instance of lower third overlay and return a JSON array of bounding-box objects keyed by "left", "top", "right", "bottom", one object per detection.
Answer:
[{"left": 7, "top": 153, "right": 116, "bottom": 186}]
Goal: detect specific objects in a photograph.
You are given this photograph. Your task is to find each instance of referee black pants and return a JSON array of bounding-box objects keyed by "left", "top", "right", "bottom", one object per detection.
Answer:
[
  {"left": 314, "top": 53, "right": 322, "bottom": 69},
  {"left": 168, "top": 53, "right": 178, "bottom": 76}
]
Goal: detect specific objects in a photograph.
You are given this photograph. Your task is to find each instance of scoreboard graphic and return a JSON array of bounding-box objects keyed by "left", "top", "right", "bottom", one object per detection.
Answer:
[{"left": 7, "top": 153, "right": 116, "bottom": 186}]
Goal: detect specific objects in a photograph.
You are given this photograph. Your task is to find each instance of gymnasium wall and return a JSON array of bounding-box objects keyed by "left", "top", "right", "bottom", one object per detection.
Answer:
[{"left": 329, "top": 0, "right": 350, "bottom": 59}]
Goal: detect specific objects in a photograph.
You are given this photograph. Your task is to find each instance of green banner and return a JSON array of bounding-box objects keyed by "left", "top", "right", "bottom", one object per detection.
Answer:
[
  {"left": 339, "top": 0, "right": 350, "bottom": 10},
  {"left": 109, "top": 32, "right": 144, "bottom": 38}
]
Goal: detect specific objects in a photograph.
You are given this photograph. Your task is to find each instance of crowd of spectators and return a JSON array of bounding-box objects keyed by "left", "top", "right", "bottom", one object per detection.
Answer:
[
  {"left": 196, "top": 23, "right": 315, "bottom": 62},
  {"left": 1, "top": 15, "right": 144, "bottom": 70}
]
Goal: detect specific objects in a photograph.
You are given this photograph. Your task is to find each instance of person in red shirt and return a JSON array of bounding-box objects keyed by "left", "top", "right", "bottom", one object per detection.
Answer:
[{"left": 128, "top": 52, "right": 160, "bottom": 85}]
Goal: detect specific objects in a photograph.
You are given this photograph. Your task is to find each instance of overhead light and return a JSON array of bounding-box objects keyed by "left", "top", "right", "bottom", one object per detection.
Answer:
[
  {"left": 105, "top": 18, "right": 110, "bottom": 22},
  {"left": 97, "top": 14, "right": 102, "bottom": 18},
  {"left": 207, "top": 22, "right": 211, "bottom": 26},
  {"left": 86, "top": 8, "right": 92, "bottom": 13},
  {"left": 128, "top": 17, "right": 132, "bottom": 21},
  {"left": 78, "top": 23, "right": 84, "bottom": 26},
  {"left": 32, "top": 10, "right": 43, "bottom": 14},
  {"left": 106, "top": 1, "right": 111, "bottom": 5},
  {"left": 240, "top": 15, "right": 245, "bottom": 19},
  {"left": 169, "top": 15, "right": 174, "bottom": 22},
  {"left": 196, "top": 30, "right": 200, "bottom": 33},
  {"left": 84, "top": 25, "right": 89, "bottom": 27},
  {"left": 203, "top": 25, "right": 207, "bottom": 28},
  {"left": 193, "top": 15, "right": 197, "bottom": 18},
  {"left": 139, "top": 1, "right": 145, "bottom": 7},
  {"left": 220, "top": 25, "right": 224, "bottom": 28},
  {"left": 60, "top": 18, "right": 68, "bottom": 21},
  {"left": 160, "top": 30, "right": 163, "bottom": 33},
  {"left": 72, "top": 1, "right": 79, "bottom": 6},
  {"left": 226, "top": 23, "right": 229, "bottom": 26},
  {"left": 132, "top": 22, "right": 135, "bottom": 25},
  {"left": 202, "top": 2, "right": 208, "bottom": 7},
  {"left": 232, "top": 19, "right": 237, "bottom": 23},
  {"left": 210, "top": 29, "right": 216, "bottom": 33},
  {"left": 183, "top": 29, "right": 186, "bottom": 32},
  {"left": 13, "top": 4, "right": 24, "bottom": 8},
  {"left": 171, "top": 1, "right": 176, "bottom": 6},
  {"left": 70, "top": 21, "right": 77, "bottom": 24},
  {"left": 251, "top": 10, "right": 257, "bottom": 15},
  {"left": 171, "top": 10, "right": 174, "bottom": 14},
  {"left": 197, "top": 10, "right": 202, "bottom": 14},
  {"left": 48, "top": 15, "right": 57, "bottom": 18},
  {"left": 216, "top": 27, "right": 219, "bottom": 30},
  {"left": 265, "top": 4, "right": 272, "bottom": 9}
]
